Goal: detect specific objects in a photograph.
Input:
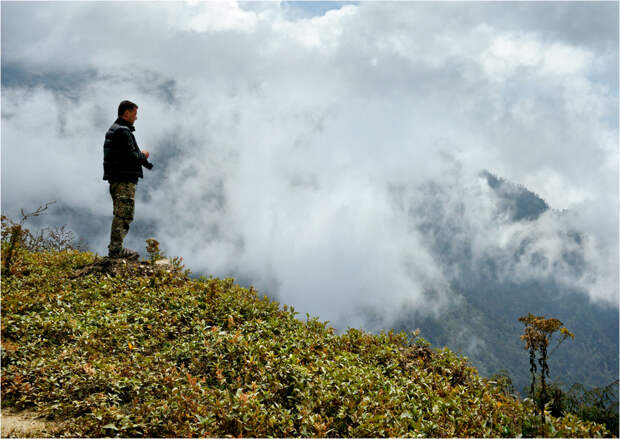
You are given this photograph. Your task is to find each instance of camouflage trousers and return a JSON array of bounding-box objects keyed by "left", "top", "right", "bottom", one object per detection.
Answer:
[{"left": 108, "top": 182, "right": 136, "bottom": 254}]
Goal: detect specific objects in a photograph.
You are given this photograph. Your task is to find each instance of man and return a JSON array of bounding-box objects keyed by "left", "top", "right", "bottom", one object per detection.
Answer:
[{"left": 103, "top": 100, "right": 153, "bottom": 259}]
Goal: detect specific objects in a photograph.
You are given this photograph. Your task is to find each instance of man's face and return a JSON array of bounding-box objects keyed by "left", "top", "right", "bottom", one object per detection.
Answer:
[{"left": 123, "top": 107, "right": 138, "bottom": 124}]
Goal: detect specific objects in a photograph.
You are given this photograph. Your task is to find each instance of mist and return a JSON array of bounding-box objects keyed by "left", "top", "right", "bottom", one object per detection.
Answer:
[{"left": 2, "top": 1, "right": 617, "bottom": 330}]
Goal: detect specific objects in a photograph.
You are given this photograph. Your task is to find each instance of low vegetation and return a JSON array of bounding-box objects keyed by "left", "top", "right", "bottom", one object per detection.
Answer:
[
  {"left": 1, "top": 247, "right": 610, "bottom": 437},
  {"left": 0, "top": 215, "right": 611, "bottom": 437}
]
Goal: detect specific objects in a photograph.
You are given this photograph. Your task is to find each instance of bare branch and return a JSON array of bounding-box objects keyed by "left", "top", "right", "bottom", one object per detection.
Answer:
[{"left": 19, "top": 201, "right": 57, "bottom": 225}]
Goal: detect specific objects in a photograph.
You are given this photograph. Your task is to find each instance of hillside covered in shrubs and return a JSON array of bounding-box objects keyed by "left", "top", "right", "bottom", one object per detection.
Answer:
[{"left": 1, "top": 243, "right": 610, "bottom": 437}]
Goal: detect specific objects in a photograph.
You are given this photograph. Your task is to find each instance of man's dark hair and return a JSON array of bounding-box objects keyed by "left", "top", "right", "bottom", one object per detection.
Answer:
[{"left": 118, "top": 100, "right": 138, "bottom": 117}]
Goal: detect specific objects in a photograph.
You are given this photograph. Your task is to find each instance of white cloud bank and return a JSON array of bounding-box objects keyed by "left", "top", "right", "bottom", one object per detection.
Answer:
[{"left": 1, "top": 1, "right": 618, "bottom": 328}]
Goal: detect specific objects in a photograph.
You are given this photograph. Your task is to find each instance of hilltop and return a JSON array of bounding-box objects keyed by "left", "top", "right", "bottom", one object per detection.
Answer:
[{"left": 0, "top": 248, "right": 609, "bottom": 437}]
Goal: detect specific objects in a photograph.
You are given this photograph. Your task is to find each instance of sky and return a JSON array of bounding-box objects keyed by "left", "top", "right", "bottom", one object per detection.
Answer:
[{"left": 1, "top": 1, "right": 618, "bottom": 330}]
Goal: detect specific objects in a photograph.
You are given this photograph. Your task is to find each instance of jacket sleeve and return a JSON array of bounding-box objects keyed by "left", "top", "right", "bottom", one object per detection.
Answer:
[{"left": 118, "top": 129, "right": 152, "bottom": 169}]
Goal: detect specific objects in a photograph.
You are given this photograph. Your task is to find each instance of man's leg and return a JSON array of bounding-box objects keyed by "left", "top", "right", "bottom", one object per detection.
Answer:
[{"left": 108, "top": 182, "right": 136, "bottom": 257}]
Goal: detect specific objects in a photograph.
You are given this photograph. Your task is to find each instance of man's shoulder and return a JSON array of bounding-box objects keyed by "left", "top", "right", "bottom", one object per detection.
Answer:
[
  {"left": 109, "top": 118, "right": 135, "bottom": 132},
  {"left": 110, "top": 122, "right": 132, "bottom": 132},
  {"left": 109, "top": 124, "right": 133, "bottom": 141}
]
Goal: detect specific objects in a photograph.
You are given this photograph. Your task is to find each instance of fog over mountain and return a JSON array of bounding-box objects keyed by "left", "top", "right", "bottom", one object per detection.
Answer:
[
  {"left": 2, "top": 0, "right": 618, "bottom": 359},
  {"left": 387, "top": 170, "right": 618, "bottom": 391}
]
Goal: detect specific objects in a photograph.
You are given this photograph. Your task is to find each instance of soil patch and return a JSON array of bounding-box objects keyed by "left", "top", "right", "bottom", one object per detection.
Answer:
[{"left": 1, "top": 409, "right": 57, "bottom": 438}]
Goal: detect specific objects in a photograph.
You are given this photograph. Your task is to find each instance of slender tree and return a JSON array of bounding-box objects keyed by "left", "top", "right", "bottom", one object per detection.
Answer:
[{"left": 519, "top": 313, "right": 574, "bottom": 436}]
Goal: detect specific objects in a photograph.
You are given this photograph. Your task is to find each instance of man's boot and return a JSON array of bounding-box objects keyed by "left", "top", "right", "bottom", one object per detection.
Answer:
[{"left": 108, "top": 247, "right": 139, "bottom": 261}]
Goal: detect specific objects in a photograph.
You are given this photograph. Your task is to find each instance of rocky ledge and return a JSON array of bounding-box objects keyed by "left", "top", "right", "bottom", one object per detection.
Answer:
[{"left": 71, "top": 257, "right": 184, "bottom": 279}]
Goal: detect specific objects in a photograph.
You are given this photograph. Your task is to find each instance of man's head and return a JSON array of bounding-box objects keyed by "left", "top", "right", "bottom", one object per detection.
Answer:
[{"left": 118, "top": 100, "right": 138, "bottom": 124}]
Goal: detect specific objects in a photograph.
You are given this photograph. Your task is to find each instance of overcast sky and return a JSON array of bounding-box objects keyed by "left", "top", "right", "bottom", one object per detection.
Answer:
[{"left": 1, "top": 1, "right": 618, "bottom": 328}]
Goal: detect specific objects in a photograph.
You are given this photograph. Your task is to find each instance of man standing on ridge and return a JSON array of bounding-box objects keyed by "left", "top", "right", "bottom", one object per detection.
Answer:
[{"left": 103, "top": 100, "right": 153, "bottom": 259}]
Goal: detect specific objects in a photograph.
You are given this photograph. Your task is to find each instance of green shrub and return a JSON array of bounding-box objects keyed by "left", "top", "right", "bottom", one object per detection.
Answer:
[{"left": 1, "top": 246, "right": 610, "bottom": 437}]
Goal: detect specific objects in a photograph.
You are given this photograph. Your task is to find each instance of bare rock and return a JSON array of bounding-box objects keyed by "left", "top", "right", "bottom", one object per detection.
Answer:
[{"left": 71, "top": 257, "right": 183, "bottom": 279}]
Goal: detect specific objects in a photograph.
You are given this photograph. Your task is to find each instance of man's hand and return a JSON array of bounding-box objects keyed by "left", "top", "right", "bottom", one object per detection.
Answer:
[{"left": 142, "top": 150, "right": 154, "bottom": 170}]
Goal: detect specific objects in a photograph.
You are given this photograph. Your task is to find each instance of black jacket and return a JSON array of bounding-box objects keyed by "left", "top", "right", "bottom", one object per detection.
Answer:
[{"left": 103, "top": 118, "right": 153, "bottom": 183}]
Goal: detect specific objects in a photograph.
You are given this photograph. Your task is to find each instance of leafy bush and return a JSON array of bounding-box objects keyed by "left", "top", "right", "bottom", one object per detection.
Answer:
[
  {"left": 565, "top": 380, "right": 619, "bottom": 436},
  {"left": 530, "top": 379, "right": 619, "bottom": 436},
  {"left": 1, "top": 246, "right": 610, "bottom": 437}
]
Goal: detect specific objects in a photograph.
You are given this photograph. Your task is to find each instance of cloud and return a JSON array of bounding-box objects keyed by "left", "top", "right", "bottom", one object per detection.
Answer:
[{"left": 2, "top": 2, "right": 617, "bottom": 329}]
